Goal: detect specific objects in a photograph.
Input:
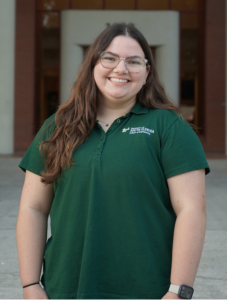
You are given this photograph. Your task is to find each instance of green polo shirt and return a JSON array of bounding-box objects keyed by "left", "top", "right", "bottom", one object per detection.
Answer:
[{"left": 19, "top": 102, "right": 210, "bottom": 299}]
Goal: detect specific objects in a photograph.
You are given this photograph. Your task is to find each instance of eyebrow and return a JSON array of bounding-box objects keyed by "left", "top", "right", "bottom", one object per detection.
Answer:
[
  {"left": 105, "top": 51, "right": 144, "bottom": 59},
  {"left": 105, "top": 51, "right": 119, "bottom": 57}
]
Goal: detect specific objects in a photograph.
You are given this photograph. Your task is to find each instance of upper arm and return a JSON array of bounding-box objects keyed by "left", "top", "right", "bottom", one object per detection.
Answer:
[
  {"left": 167, "top": 169, "right": 206, "bottom": 216},
  {"left": 20, "top": 170, "right": 54, "bottom": 216}
]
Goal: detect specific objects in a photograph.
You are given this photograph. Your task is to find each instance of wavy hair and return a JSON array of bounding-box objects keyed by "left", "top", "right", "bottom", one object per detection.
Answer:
[{"left": 40, "top": 23, "right": 181, "bottom": 184}]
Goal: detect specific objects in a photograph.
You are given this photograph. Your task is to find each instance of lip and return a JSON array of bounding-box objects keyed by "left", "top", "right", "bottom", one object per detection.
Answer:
[
  {"left": 108, "top": 77, "right": 131, "bottom": 85},
  {"left": 108, "top": 76, "right": 131, "bottom": 81}
]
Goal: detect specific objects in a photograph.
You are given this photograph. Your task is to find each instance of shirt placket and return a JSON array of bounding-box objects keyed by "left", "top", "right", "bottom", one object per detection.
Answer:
[{"left": 94, "top": 116, "right": 129, "bottom": 162}]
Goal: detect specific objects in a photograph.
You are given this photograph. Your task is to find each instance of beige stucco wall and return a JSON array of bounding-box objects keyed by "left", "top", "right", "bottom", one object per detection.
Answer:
[{"left": 0, "top": 0, "right": 15, "bottom": 154}]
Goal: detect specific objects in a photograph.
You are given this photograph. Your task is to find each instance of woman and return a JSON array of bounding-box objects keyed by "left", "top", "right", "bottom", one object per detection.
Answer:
[{"left": 17, "top": 23, "right": 210, "bottom": 299}]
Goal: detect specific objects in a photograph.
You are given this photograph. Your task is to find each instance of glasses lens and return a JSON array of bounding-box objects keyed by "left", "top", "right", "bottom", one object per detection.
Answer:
[
  {"left": 100, "top": 52, "right": 118, "bottom": 69},
  {"left": 126, "top": 57, "right": 145, "bottom": 73}
]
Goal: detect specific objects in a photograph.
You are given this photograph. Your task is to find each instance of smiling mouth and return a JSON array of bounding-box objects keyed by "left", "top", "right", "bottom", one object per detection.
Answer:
[{"left": 108, "top": 78, "right": 130, "bottom": 83}]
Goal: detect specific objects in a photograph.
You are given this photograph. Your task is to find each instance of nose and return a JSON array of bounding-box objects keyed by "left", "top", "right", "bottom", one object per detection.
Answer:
[{"left": 113, "top": 58, "right": 128, "bottom": 73}]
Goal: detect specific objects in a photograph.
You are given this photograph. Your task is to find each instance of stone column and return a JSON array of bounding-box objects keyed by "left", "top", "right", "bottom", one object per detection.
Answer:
[
  {"left": 155, "top": 13, "right": 179, "bottom": 105},
  {"left": 60, "top": 13, "right": 84, "bottom": 103},
  {"left": 0, "top": 0, "right": 15, "bottom": 154},
  {"left": 226, "top": 0, "right": 227, "bottom": 155}
]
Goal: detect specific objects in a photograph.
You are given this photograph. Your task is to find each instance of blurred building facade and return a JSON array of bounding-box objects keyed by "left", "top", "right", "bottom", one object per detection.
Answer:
[{"left": 0, "top": 0, "right": 226, "bottom": 156}]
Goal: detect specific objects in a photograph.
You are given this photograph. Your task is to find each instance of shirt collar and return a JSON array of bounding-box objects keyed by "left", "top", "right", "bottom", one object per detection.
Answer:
[{"left": 129, "top": 102, "right": 149, "bottom": 115}]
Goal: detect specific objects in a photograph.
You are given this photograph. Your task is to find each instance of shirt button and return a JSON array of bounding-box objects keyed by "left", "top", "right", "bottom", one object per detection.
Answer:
[
  {"left": 97, "top": 145, "right": 101, "bottom": 149},
  {"left": 117, "top": 119, "right": 121, "bottom": 123},
  {"left": 100, "top": 137, "right": 104, "bottom": 141}
]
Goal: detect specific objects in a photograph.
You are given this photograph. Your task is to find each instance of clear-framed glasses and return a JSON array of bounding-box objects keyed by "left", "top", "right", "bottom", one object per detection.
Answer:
[{"left": 99, "top": 51, "right": 148, "bottom": 73}]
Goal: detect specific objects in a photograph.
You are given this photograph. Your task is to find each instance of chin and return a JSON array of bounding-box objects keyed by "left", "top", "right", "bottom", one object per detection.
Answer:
[{"left": 107, "top": 92, "right": 129, "bottom": 100}]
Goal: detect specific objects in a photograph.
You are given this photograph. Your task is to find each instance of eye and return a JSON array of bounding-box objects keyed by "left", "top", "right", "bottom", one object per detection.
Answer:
[
  {"left": 127, "top": 58, "right": 143, "bottom": 65},
  {"left": 102, "top": 55, "right": 117, "bottom": 62}
]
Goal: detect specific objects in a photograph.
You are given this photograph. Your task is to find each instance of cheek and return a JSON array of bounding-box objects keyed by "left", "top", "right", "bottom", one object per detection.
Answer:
[
  {"left": 93, "top": 66, "right": 100, "bottom": 85},
  {"left": 94, "top": 64, "right": 108, "bottom": 84},
  {"left": 132, "top": 73, "right": 146, "bottom": 85}
]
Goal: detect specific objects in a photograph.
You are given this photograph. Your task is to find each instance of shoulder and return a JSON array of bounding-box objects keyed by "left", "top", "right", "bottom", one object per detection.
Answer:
[
  {"left": 147, "top": 107, "right": 181, "bottom": 122},
  {"left": 42, "top": 113, "right": 56, "bottom": 128},
  {"left": 144, "top": 107, "right": 189, "bottom": 135},
  {"left": 37, "top": 113, "right": 56, "bottom": 142},
  {"left": 42, "top": 113, "right": 56, "bottom": 131}
]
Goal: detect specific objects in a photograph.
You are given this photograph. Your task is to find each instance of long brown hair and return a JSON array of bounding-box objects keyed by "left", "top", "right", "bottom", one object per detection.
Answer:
[{"left": 40, "top": 23, "right": 181, "bottom": 184}]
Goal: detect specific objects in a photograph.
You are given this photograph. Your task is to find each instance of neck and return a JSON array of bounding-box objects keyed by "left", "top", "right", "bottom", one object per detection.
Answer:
[{"left": 97, "top": 97, "right": 136, "bottom": 122}]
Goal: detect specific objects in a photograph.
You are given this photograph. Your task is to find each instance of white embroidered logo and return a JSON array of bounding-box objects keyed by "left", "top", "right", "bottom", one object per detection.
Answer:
[
  {"left": 129, "top": 127, "right": 154, "bottom": 135},
  {"left": 122, "top": 127, "right": 130, "bottom": 132}
]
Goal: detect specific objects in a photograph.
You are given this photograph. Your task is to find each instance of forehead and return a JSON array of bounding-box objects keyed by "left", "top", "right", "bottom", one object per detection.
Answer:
[{"left": 104, "top": 36, "right": 145, "bottom": 58}]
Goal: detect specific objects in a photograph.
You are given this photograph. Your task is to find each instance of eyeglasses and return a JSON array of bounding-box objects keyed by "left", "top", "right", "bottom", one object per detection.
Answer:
[{"left": 99, "top": 51, "right": 148, "bottom": 73}]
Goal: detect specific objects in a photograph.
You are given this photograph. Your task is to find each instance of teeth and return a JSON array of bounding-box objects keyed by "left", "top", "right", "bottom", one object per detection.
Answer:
[{"left": 109, "top": 78, "right": 129, "bottom": 83}]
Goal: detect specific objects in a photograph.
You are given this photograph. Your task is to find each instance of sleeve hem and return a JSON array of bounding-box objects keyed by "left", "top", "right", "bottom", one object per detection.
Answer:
[
  {"left": 18, "top": 163, "right": 43, "bottom": 177},
  {"left": 165, "top": 164, "right": 210, "bottom": 179}
]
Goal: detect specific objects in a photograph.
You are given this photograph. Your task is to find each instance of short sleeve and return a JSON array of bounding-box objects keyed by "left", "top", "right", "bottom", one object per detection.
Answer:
[
  {"left": 161, "top": 118, "right": 210, "bottom": 179},
  {"left": 19, "top": 114, "right": 56, "bottom": 176}
]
